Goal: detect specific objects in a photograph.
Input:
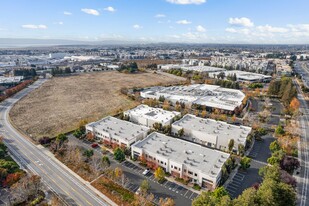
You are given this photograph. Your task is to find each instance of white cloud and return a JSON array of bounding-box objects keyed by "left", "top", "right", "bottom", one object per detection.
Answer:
[
  {"left": 81, "top": 8, "right": 100, "bottom": 16},
  {"left": 133, "top": 24, "right": 142, "bottom": 29},
  {"left": 256, "top": 25, "right": 288, "bottom": 33},
  {"left": 64, "top": 11, "right": 72, "bottom": 15},
  {"left": 155, "top": 14, "right": 166, "bottom": 18},
  {"left": 225, "top": 28, "right": 237, "bottom": 33},
  {"left": 54, "top": 21, "right": 64, "bottom": 25},
  {"left": 196, "top": 25, "right": 206, "bottom": 32},
  {"left": 22, "top": 24, "right": 47, "bottom": 29},
  {"left": 229, "top": 17, "right": 254, "bottom": 27},
  {"left": 176, "top": 20, "right": 191, "bottom": 25},
  {"left": 104, "top": 7, "right": 116, "bottom": 12},
  {"left": 166, "top": 0, "right": 206, "bottom": 5}
]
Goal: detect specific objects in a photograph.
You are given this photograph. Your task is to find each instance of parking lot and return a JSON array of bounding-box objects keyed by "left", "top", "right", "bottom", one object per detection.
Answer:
[
  {"left": 122, "top": 161, "right": 199, "bottom": 204},
  {"left": 226, "top": 172, "right": 246, "bottom": 198}
]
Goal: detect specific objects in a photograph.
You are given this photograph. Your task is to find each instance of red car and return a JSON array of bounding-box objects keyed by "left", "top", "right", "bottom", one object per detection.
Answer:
[{"left": 91, "top": 143, "right": 99, "bottom": 148}]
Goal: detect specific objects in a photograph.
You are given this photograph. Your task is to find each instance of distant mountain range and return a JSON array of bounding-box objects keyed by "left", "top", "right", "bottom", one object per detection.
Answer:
[{"left": 0, "top": 38, "right": 137, "bottom": 48}]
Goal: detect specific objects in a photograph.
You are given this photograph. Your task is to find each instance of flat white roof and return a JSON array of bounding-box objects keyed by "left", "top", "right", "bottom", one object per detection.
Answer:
[
  {"left": 209, "top": 70, "right": 271, "bottom": 81},
  {"left": 181, "top": 66, "right": 226, "bottom": 73},
  {"left": 133, "top": 132, "right": 230, "bottom": 178},
  {"left": 125, "top": 104, "right": 180, "bottom": 124},
  {"left": 173, "top": 114, "right": 251, "bottom": 146},
  {"left": 86, "top": 116, "right": 149, "bottom": 142},
  {"left": 142, "top": 84, "right": 245, "bottom": 111}
]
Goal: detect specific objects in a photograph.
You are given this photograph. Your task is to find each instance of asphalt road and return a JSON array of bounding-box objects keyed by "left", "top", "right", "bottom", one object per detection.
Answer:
[
  {"left": 294, "top": 79, "right": 309, "bottom": 206},
  {"left": 0, "top": 79, "right": 114, "bottom": 206}
]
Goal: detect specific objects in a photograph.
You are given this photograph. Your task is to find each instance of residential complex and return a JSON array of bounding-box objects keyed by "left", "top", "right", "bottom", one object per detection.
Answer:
[
  {"left": 141, "top": 84, "right": 246, "bottom": 112},
  {"left": 172, "top": 114, "right": 252, "bottom": 152},
  {"left": 131, "top": 132, "right": 230, "bottom": 190},
  {"left": 124, "top": 104, "right": 180, "bottom": 127},
  {"left": 85, "top": 116, "right": 150, "bottom": 148}
]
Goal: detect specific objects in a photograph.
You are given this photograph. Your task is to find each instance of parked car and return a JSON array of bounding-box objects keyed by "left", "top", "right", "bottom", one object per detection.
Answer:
[
  {"left": 135, "top": 187, "right": 141, "bottom": 195},
  {"left": 91, "top": 143, "right": 99, "bottom": 148},
  {"left": 142, "top": 169, "right": 150, "bottom": 175}
]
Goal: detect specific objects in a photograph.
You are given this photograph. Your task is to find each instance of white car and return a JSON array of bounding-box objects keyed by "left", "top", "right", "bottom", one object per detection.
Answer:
[{"left": 142, "top": 169, "right": 150, "bottom": 175}]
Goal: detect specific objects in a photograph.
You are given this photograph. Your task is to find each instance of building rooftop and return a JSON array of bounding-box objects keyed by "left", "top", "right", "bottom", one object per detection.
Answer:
[
  {"left": 142, "top": 84, "right": 245, "bottom": 111},
  {"left": 133, "top": 132, "right": 230, "bottom": 179},
  {"left": 173, "top": 114, "right": 252, "bottom": 147},
  {"left": 87, "top": 116, "right": 149, "bottom": 142},
  {"left": 181, "top": 65, "right": 226, "bottom": 73},
  {"left": 125, "top": 104, "right": 180, "bottom": 124},
  {"left": 209, "top": 70, "right": 271, "bottom": 81}
]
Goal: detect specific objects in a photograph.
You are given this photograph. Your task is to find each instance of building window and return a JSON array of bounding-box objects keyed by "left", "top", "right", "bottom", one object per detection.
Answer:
[
  {"left": 161, "top": 161, "right": 163, "bottom": 164},
  {"left": 194, "top": 173, "right": 197, "bottom": 177},
  {"left": 188, "top": 171, "right": 193, "bottom": 175},
  {"left": 174, "top": 166, "right": 178, "bottom": 170},
  {"left": 171, "top": 165, "right": 173, "bottom": 168},
  {"left": 184, "top": 169, "right": 187, "bottom": 173}
]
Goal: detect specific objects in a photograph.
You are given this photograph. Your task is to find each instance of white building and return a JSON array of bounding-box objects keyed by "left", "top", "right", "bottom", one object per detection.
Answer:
[
  {"left": 131, "top": 132, "right": 230, "bottom": 189},
  {"left": 124, "top": 104, "right": 180, "bottom": 127},
  {"left": 140, "top": 84, "right": 246, "bottom": 112},
  {"left": 172, "top": 114, "right": 252, "bottom": 152},
  {"left": 209, "top": 70, "right": 272, "bottom": 83},
  {"left": 86, "top": 116, "right": 150, "bottom": 148}
]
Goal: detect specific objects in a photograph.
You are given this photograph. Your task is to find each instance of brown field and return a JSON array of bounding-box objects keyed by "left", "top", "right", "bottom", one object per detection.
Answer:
[{"left": 9, "top": 71, "right": 184, "bottom": 139}]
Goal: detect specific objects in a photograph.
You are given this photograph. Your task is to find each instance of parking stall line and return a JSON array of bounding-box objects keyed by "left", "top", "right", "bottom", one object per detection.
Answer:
[
  {"left": 227, "top": 184, "right": 239, "bottom": 190},
  {"left": 185, "top": 191, "right": 193, "bottom": 198}
]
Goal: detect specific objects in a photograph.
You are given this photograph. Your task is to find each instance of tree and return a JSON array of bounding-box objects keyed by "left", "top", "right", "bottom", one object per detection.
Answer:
[
  {"left": 238, "top": 144, "right": 245, "bottom": 156},
  {"left": 177, "top": 128, "right": 184, "bottom": 137},
  {"left": 102, "top": 156, "right": 110, "bottom": 166},
  {"left": 201, "top": 110, "right": 207, "bottom": 118},
  {"left": 280, "top": 156, "right": 300, "bottom": 173},
  {"left": 154, "top": 167, "right": 165, "bottom": 183},
  {"left": 240, "top": 157, "right": 251, "bottom": 170},
  {"left": 228, "top": 139, "right": 234, "bottom": 152},
  {"left": 159, "top": 197, "right": 175, "bottom": 206},
  {"left": 257, "top": 178, "right": 296, "bottom": 206},
  {"left": 162, "top": 100, "right": 170, "bottom": 110},
  {"left": 192, "top": 187, "right": 231, "bottom": 206},
  {"left": 83, "top": 149, "right": 94, "bottom": 159},
  {"left": 275, "top": 124, "right": 285, "bottom": 135},
  {"left": 56, "top": 133, "right": 67, "bottom": 143},
  {"left": 289, "top": 97, "right": 300, "bottom": 113},
  {"left": 267, "top": 150, "right": 285, "bottom": 165},
  {"left": 269, "top": 141, "right": 281, "bottom": 153},
  {"left": 233, "top": 188, "right": 259, "bottom": 206},
  {"left": 114, "top": 147, "right": 125, "bottom": 162},
  {"left": 140, "top": 179, "right": 150, "bottom": 195}
]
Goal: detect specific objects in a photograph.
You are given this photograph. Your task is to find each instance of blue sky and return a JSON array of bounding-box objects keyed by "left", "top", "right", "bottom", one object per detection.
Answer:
[{"left": 0, "top": 0, "right": 309, "bottom": 44}]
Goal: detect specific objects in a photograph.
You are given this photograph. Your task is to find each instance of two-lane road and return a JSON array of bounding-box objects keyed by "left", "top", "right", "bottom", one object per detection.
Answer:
[{"left": 0, "top": 79, "right": 115, "bottom": 206}]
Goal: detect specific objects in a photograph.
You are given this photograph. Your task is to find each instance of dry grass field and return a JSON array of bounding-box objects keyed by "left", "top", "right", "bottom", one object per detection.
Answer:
[{"left": 9, "top": 71, "right": 184, "bottom": 139}]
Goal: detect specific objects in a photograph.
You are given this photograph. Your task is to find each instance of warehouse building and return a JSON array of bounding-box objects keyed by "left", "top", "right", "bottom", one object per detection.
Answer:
[
  {"left": 131, "top": 132, "right": 230, "bottom": 190},
  {"left": 172, "top": 114, "right": 252, "bottom": 152},
  {"left": 124, "top": 104, "right": 181, "bottom": 127},
  {"left": 86, "top": 116, "right": 150, "bottom": 148},
  {"left": 140, "top": 84, "right": 246, "bottom": 112}
]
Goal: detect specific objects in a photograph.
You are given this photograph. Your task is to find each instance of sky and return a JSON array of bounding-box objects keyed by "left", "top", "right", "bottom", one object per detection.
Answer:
[{"left": 0, "top": 0, "right": 309, "bottom": 44}]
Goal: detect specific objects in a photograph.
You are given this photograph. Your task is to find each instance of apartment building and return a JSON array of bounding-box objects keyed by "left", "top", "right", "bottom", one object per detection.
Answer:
[
  {"left": 131, "top": 132, "right": 230, "bottom": 190},
  {"left": 123, "top": 104, "right": 181, "bottom": 127},
  {"left": 172, "top": 114, "right": 252, "bottom": 152},
  {"left": 86, "top": 116, "right": 150, "bottom": 148}
]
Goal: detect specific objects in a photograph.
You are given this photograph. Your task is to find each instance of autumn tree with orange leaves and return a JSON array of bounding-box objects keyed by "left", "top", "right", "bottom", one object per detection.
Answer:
[{"left": 289, "top": 97, "right": 300, "bottom": 113}]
